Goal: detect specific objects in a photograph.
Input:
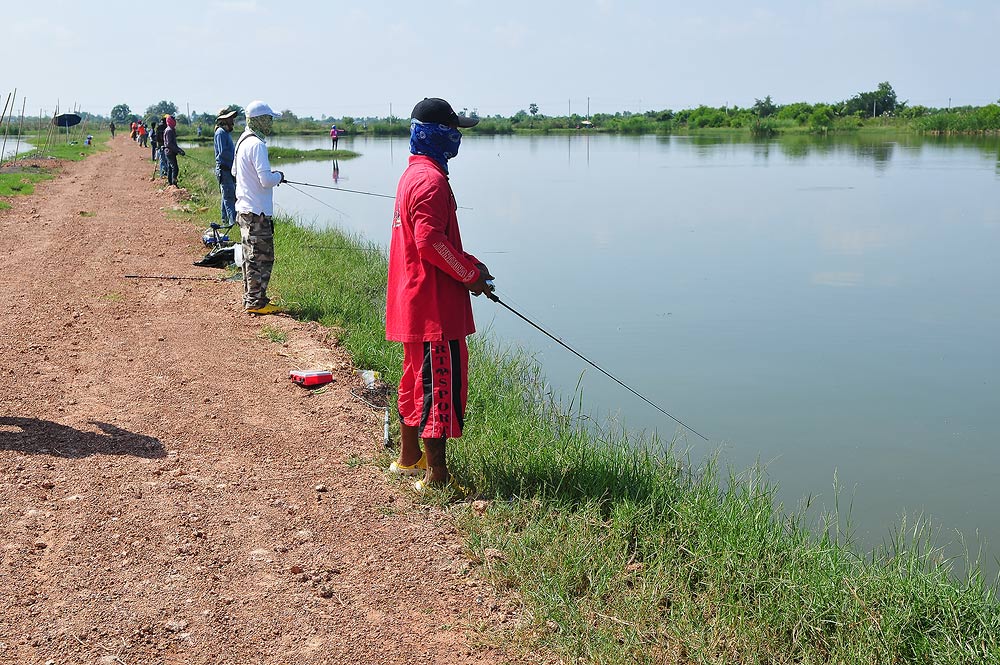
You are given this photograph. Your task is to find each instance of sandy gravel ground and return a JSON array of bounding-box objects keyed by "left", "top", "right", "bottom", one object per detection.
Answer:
[{"left": 0, "top": 138, "right": 521, "bottom": 664}]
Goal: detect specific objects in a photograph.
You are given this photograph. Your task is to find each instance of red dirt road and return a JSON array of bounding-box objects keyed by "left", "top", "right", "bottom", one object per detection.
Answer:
[{"left": 0, "top": 139, "right": 519, "bottom": 664}]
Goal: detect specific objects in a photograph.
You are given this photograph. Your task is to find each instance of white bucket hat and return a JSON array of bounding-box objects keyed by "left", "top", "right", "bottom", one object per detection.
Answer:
[{"left": 245, "top": 100, "right": 281, "bottom": 119}]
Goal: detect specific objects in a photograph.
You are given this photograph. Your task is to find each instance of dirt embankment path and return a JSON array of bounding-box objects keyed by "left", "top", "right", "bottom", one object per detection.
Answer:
[{"left": 0, "top": 139, "right": 519, "bottom": 664}]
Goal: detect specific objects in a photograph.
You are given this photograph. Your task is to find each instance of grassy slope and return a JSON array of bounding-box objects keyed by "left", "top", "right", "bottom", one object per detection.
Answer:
[
  {"left": 172, "top": 146, "right": 999, "bottom": 664},
  {"left": 0, "top": 131, "right": 108, "bottom": 209}
]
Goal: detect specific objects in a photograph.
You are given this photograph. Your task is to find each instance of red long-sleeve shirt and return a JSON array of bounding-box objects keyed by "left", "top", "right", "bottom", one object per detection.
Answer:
[{"left": 386, "top": 155, "right": 480, "bottom": 342}]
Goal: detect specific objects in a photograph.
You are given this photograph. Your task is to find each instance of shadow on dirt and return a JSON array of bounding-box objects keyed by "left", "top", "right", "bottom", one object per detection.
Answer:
[{"left": 0, "top": 418, "right": 166, "bottom": 459}]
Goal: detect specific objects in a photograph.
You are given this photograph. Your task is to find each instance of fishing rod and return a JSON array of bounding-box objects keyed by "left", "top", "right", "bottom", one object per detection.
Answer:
[
  {"left": 483, "top": 286, "right": 709, "bottom": 442},
  {"left": 125, "top": 273, "right": 223, "bottom": 282}
]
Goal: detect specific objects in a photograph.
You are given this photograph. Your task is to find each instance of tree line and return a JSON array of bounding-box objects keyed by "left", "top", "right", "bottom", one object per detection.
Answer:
[{"left": 85, "top": 83, "right": 1000, "bottom": 136}]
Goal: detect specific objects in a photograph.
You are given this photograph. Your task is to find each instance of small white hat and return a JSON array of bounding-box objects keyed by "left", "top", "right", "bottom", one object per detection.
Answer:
[{"left": 245, "top": 100, "right": 281, "bottom": 118}]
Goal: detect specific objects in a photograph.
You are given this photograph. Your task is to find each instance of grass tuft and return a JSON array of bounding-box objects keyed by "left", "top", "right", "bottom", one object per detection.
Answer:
[{"left": 259, "top": 324, "right": 288, "bottom": 344}]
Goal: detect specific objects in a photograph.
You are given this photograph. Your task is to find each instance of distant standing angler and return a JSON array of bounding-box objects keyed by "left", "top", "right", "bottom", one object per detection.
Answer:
[
  {"left": 214, "top": 107, "right": 238, "bottom": 227},
  {"left": 232, "top": 100, "right": 285, "bottom": 316},
  {"left": 162, "top": 115, "right": 185, "bottom": 187},
  {"left": 155, "top": 116, "right": 168, "bottom": 176}
]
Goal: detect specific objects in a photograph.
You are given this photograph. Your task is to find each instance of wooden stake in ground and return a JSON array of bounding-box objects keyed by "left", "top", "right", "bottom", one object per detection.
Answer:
[
  {"left": 0, "top": 89, "right": 14, "bottom": 160},
  {"left": 13, "top": 97, "right": 26, "bottom": 164},
  {"left": 0, "top": 92, "right": 11, "bottom": 127}
]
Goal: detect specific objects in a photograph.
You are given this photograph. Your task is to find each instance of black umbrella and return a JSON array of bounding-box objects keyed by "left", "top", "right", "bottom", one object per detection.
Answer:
[{"left": 52, "top": 113, "right": 81, "bottom": 127}]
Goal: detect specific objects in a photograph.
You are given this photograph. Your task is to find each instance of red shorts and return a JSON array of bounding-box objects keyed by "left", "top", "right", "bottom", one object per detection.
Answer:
[{"left": 397, "top": 339, "right": 468, "bottom": 439}]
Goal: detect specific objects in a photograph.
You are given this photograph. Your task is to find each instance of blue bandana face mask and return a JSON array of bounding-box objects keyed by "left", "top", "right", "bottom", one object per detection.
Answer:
[{"left": 410, "top": 120, "right": 462, "bottom": 173}]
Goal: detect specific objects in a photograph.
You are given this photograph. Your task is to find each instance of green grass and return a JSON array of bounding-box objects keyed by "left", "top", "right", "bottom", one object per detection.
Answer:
[
  {"left": 17, "top": 128, "right": 110, "bottom": 161},
  {"left": 0, "top": 129, "right": 110, "bottom": 209},
  {"left": 171, "top": 143, "right": 1000, "bottom": 664},
  {"left": 259, "top": 324, "right": 288, "bottom": 344},
  {"left": 267, "top": 147, "right": 360, "bottom": 162},
  {"left": 0, "top": 168, "right": 51, "bottom": 208}
]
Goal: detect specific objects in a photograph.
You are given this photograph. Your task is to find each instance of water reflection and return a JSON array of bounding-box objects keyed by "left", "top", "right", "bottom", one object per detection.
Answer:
[{"left": 268, "top": 132, "right": 1000, "bottom": 577}]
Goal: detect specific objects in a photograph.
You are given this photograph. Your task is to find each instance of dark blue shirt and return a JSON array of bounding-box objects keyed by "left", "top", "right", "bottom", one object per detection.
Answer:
[{"left": 214, "top": 126, "right": 235, "bottom": 172}]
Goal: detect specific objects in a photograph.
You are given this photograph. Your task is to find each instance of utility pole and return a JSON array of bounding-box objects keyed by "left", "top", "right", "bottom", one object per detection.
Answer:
[
  {"left": 389, "top": 102, "right": 392, "bottom": 123},
  {"left": 587, "top": 96, "right": 590, "bottom": 119}
]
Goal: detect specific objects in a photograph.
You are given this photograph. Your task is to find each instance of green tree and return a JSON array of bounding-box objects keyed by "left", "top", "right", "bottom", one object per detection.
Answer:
[
  {"left": 809, "top": 104, "right": 835, "bottom": 131},
  {"left": 753, "top": 95, "right": 777, "bottom": 118},
  {"left": 145, "top": 100, "right": 178, "bottom": 119},
  {"left": 528, "top": 103, "right": 538, "bottom": 128},
  {"left": 110, "top": 103, "right": 132, "bottom": 124},
  {"left": 843, "top": 81, "right": 898, "bottom": 118},
  {"left": 776, "top": 102, "right": 813, "bottom": 125}
]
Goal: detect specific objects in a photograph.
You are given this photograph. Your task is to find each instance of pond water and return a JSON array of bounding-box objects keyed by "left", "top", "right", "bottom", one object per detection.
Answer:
[
  {"left": 267, "top": 132, "right": 1000, "bottom": 573},
  {"left": 1, "top": 140, "right": 33, "bottom": 161}
]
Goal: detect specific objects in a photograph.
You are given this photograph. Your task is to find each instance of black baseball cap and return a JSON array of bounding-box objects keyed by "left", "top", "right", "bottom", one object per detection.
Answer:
[{"left": 411, "top": 98, "right": 479, "bottom": 128}]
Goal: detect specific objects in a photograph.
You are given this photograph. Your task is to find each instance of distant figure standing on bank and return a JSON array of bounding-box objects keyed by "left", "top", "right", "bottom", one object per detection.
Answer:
[
  {"left": 149, "top": 118, "right": 158, "bottom": 160},
  {"left": 162, "top": 115, "right": 186, "bottom": 187},
  {"left": 155, "top": 117, "right": 168, "bottom": 176},
  {"left": 109, "top": 121, "right": 116, "bottom": 138},
  {"left": 214, "top": 107, "right": 238, "bottom": 227},
  {"left": 233, "top": 100, "right": 285, "bottom": 316},
  {"left": 330, "top": 124, "right": 338, "bottom": 149}
]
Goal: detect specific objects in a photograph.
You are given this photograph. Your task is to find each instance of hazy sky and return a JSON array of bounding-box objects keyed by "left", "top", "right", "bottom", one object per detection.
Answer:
[{"left": 9, "top": 0, "right": 998, "bottom": 119}]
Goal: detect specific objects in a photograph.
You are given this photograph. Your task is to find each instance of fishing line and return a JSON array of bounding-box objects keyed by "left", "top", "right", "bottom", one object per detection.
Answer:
[
  {"left": 484, "top": 288, "right": 709, "bottom": 442},
  {"left": 283, "top": 182, "right": 350, "bottom": 218},
  {"left": 303, "top": 245, "right": 508, "bottom": 255},
  {"left": 180, "top": 151, "right": 213, "bottom": 167},
  {"left": 350, "top": 386, "right": 394, "bottom": 449},
  {"left": 183, "top": 154, "right": 471, "bottom": 210},
  {"left": 285, "top": 179, "right": 473, "bottom": 210},
  {"left": 178, "top": 152, "right": 351, "bottom": 218},
  {"left": 284, "top": 179, "right": 395, "bottom": 201}
]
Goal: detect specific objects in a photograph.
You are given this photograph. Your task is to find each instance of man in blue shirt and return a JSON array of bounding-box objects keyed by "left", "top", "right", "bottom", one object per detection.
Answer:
[{"left": 214, "top": 108, "right": 238, "bottom": 227}]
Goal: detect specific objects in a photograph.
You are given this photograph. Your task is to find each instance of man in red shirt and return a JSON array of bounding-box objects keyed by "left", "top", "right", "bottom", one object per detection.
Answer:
[{"left": 385, "top": 98, "right": 492, "bottom": 490}]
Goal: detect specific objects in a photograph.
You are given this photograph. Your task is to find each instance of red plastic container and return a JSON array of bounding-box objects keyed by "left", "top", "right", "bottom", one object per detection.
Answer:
[{"left": 289, "top": 369, "right": 334, "bottom": 387}]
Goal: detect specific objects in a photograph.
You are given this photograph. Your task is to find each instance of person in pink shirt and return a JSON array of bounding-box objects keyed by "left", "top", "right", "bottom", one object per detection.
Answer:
[
  {"left": 385, "top": 97, "right": 492, "bottom": 491},
  {"left": 329, "top": 124, "right": 339, "bottom": 149}
]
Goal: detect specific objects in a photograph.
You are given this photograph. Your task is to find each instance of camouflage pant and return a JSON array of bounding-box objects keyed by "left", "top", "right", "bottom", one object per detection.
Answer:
[{"left": 237, "top": 212, "right": 275, "bottom": 309}]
